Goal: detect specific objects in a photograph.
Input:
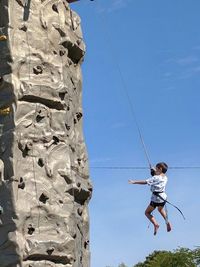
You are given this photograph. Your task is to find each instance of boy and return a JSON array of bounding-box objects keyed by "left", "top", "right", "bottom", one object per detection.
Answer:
[{"left": 128, "top": 162, "right": 172, "bottom": 235}]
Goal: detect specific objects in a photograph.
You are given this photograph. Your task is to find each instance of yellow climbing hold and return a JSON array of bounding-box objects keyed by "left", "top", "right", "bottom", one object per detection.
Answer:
[
  {"left": 0, "top": 107, "right": 11, "bottom": 115},
  {"left": 0, "top": 35, "right": 7, "bottom": 41}
]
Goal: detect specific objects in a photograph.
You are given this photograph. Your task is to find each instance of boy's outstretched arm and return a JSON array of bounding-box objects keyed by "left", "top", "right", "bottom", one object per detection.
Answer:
[{"left": 128, "top": 179, "right": 147, "bottom": 185}]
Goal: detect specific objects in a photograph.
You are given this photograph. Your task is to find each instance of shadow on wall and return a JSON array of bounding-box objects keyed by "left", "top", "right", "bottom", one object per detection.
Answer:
[
  {"left": 0, "top": 0, "right": 12, "bottom": 76},
  {"left": 23, "top": 0, "right": 31, "bottom": 21},
  {"left": 0, "top": 80, "right": 21, "bottom": 266},
  {"left": 0, "top": 1, "right": 21, "bottom": 266}
]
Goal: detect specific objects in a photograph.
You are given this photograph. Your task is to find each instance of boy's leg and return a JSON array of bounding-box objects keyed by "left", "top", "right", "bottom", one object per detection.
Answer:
[
  {"left": 157, "top": 206, "right": 172, "bottom": 232},
  {"left": 145, "top": 204, "right": 159, "bottom": 235}
]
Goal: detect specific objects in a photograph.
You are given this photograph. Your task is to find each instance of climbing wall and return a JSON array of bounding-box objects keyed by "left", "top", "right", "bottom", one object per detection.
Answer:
[{"left": 0, "top": 0, "right": 92, "bottom": 266}]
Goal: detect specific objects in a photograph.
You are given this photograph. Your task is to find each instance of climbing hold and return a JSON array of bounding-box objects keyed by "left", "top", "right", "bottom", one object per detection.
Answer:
[
  {"left": 33, "top": 65, "right": 43, "bottom": 75},
  {"left": 0, "top": 107, "right": 11, "bottom": 116},
  {"left": 19, "top": 140, "right": 33, "bottom": 157},
  {"left": 65, "top": 124, "right": 71, "bottom": 131},
  {"left": 39, "top": 193, "right": 49, "bottom": 204},
  {"left": 59, "top": 50, "right": 66, "bottom": 57},
  {"left": 18, "top": 177, "right": 25, "bottom": 189},
  {"left": 77, "top": 207, "right": 83, "bottom": 216},
  {"left": 77, "top": 158, "right": 81, "bottom": 166},
  {"left": 19, "top": 25, "right": 27, "bottom": 32},
  {"left": 0, "top": 35, "right": 7, "bottom": 41},
  {"left": 52, "top": 4, "right": 58, "bottom": 13},
  {"left": 46, "top": 248, "right": 54, "bottom": 255},
  {"left": 84, "top": 240, "right": 89, "bottom": 249},
  {"left": 27, "top": 224, "right": 35, "bottom": 235},
  {"left": 36, "top": 108, "right": 47, "bottom": 122},
  {"left": 76, "top": 182, "right": 81, "bottom": 187},
  {"left": 52, "top": 136, "right": 59, "bottom": 144},
  {"left": 59, "top": 92, "right": 65, "bottom": 100},
  {"left": 76, "top": 112, "right": 83, "bottom": 121},
  {"left": 38, "top": 158, "right": 45, "bottom": 167}
]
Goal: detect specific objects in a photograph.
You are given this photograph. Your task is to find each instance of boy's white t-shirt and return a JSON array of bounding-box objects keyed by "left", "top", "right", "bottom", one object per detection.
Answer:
[{"left": 146, "top": 175, "right": 168, "bottom": 203}]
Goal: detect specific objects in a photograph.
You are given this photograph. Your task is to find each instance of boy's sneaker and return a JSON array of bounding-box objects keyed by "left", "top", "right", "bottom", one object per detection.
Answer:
[{"left": 166, "top": 222, "right": 172, "bottom": 232}]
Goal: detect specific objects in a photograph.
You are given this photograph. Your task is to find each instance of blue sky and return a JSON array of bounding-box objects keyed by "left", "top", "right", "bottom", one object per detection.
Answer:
[{"left": 72, "top": 1, "right": 200, "bottom": 266}]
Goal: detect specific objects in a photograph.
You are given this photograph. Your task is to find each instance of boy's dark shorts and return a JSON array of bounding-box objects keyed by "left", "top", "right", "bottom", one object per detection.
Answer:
[{"left": 150, "top": 201, "right": 166, "bottom": 208}]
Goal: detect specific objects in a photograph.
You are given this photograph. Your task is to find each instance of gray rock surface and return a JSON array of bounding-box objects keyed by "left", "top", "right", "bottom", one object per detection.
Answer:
[{"left": 0, "top": 0, "right": 92, "bottom": 266}]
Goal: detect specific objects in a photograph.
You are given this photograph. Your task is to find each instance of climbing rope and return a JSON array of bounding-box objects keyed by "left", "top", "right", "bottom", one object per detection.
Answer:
[
  {"left": 57, "top": 1, "right": 80, "bottom": 263},
  {"left": 92, "top": 1, "right": 152, "bottom": 168},
  {"left": 23, "top": 18, "right": 42, "bottom": 233},
  {"left": 90, "top": 2, "right": 200, "bottom": 174}
]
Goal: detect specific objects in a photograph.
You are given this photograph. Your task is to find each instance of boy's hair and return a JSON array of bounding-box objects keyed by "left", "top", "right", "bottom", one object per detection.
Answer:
[{"left": 156, "top": 162, "right": 168, "bottom": 173}]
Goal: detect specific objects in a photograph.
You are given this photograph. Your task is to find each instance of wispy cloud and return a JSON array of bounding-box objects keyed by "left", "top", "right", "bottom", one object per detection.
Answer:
[
  {"left": 165, "top": 55, "right": 199, "bottom": 66},
  {"left": 176, "top": 56, "right": 199, "bottom": 66},
  {"left": 192, "top": 45, "right": 200, "bottom": 51},
  {"left": 95, "top": 0, "right": 131, "bottom": 13},
  {"left": 178, "top": 65, "right": 200, "bottom": 80},
  {"left": 89, "top": 157, "right": 112, "bottom": 164},
  {"left": 163, "top": 52, "right": 200, "bottom": 80},
  {"left": 111, "top": 122, "right": 127, "bottom": 129},
  {"left": 191, "top": 66, "right": 200, "bottom": 73},
  {"left": 162, "top": 86, "right": 177, "bottom": 92},
  {"left": 109, "top": 0, "right": 130, "bottom": 11},
  {"left": 163, "top": 72, "right": 173, "bottom": 78}
]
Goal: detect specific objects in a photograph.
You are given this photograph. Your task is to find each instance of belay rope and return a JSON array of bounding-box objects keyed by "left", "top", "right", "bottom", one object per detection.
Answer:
[{"left": 94, "top": 0, "right": 152, "bottom": 169}]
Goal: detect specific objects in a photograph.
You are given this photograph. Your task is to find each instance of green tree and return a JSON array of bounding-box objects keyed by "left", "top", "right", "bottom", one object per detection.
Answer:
[
  {"left": 118, "top": 263, "right": 128, "bottom": 267},
  {"left": 193, "top": 247, "right": 200, "bottom": 266},
  {"left": 133, "top": 247, "right": 200, "bottom": 267},
  {"left": 133, "top": 262, "right": 145, "bottom": 267}
]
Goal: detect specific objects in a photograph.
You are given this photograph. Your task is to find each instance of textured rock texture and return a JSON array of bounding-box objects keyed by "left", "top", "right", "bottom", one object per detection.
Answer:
[{"left": 0, "top": 0, "right": 92, "bottom": 266}]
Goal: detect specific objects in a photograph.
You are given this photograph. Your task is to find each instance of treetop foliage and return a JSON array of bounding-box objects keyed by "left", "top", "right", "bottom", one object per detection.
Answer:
[{"left": 106, "top": 247, "right": 200, "bottom": 267}]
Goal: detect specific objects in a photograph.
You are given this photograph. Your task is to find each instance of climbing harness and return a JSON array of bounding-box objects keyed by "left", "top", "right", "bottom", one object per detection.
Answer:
[{"left": 153, "top": 191, "right": 185, "bottom": 220}]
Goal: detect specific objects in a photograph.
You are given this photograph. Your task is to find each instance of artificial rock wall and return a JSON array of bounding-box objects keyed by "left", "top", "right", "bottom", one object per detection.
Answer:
[{"left": 0, "top": 0, "right": 92, "bottom": 266}]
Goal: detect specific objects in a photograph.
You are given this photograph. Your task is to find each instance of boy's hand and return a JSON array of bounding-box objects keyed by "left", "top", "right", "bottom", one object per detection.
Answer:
[
  {"left": 150, "top": 167, "right": 156, "bottom": 176},
  {"left": 128, "top": 179, "right": 135, "bottom": 184}
]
